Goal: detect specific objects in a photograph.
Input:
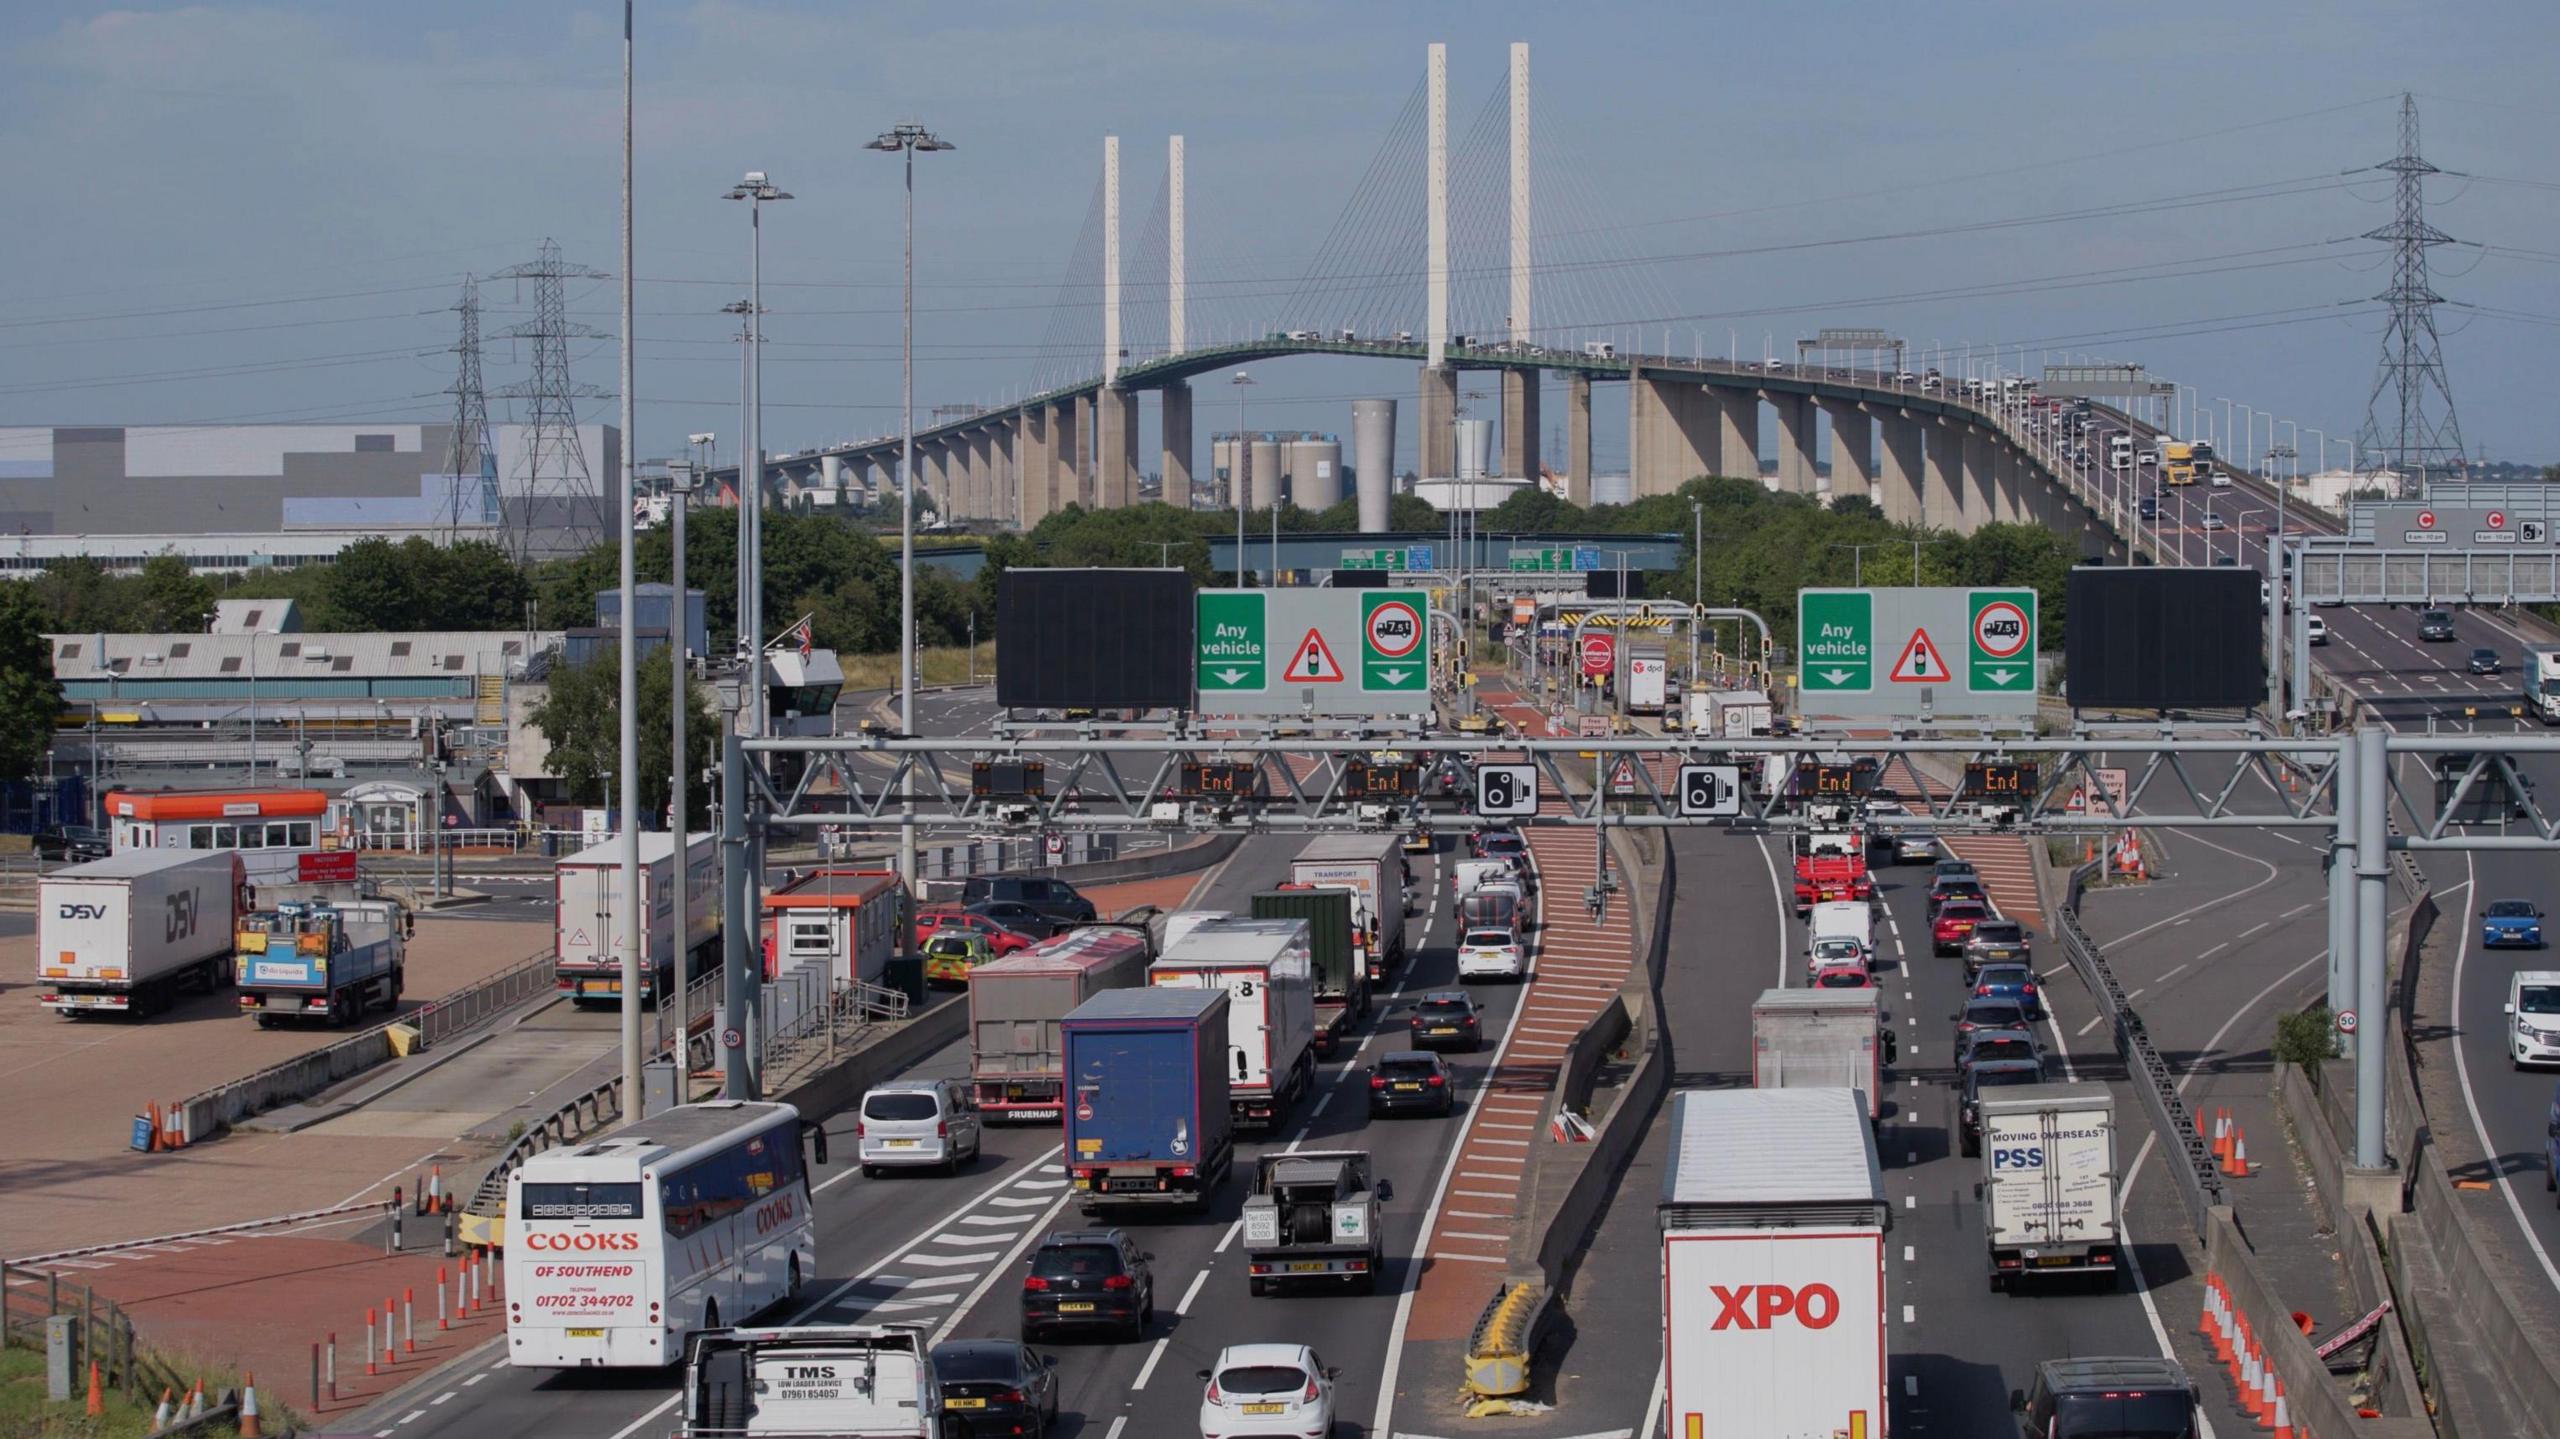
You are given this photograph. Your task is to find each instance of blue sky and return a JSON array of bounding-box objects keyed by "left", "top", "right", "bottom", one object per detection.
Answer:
[{"left": 3, "top": 1, "right": 2557, "bottom": 477}]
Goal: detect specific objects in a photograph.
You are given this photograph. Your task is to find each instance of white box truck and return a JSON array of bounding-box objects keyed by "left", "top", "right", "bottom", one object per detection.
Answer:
[
  {"left": 1707, "top": 688, "right": 1775, "bottom": 740},
  {"left": 554, "top": 832, "right": 718, "bottom": 1004},
  {"left": 1978, "top": 1081, "right": 2120, "bottom": 1291},
  {"left": 1289, "top": 834, "right": 1410, "bottom": 983},
  {"left": 678, "top": 1323, "right": 942, "bottom": 1438},
  {"left": 37, "top": 850, "right": 247, "bottom": 1019},
  {"left": 1150, "top": 915, "right": 1317, "bottom": 1130},
  {"left": 1750, "top": 988, "right": 1895, "bottom": 1122},
  {"left": 1660, "top": 1088, "right": 1888, "bottom": 1439},
  {"left": 1626, "top": 645, "right": 1669, "bottom": 715},
  {"left": 2525, "top": 644, "right": 2560, "bottom": 726}
]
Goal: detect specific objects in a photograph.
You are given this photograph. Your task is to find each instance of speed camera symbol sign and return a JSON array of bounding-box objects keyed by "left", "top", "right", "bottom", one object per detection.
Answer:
[
  {"left": 1475, "top": 763, "right": 1539, "bottom": 818},
  {"left": 1677, "top": 764, "right": 1743, "bottom": 818}
]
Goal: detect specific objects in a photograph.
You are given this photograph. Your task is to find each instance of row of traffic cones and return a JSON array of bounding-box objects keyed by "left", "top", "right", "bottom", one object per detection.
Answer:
[
  {"left": 2199, "top": 1105, "right": 2255, "bottom": 1178},
  {"left": 411, "top": 1164, "right": 457, "bottom": 1215},
  {"left": 141, "top": 1100, "right": 191, "bottom": 1151},
  {"left": 2200, "top": 1275, "right": 2295, "bottom": 1436}
]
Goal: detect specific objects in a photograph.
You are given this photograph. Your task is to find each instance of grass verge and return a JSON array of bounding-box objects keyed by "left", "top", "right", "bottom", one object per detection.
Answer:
[{"left": 837, "top": 643, "right": 996, "bottom": 692}]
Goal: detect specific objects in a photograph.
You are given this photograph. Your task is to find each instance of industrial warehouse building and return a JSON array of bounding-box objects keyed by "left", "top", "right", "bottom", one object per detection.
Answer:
[{"left": 0, "top": 421, "right": 622, "bottom": 571}]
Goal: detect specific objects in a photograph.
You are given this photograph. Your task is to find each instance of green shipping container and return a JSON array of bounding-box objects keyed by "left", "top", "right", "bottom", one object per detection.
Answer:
[{"left": 1250, "top": 888, "right": 1366, "bottom": 1044}]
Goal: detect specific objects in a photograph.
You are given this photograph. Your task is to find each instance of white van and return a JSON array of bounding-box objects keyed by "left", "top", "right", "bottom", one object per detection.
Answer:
[
  {"left": 1806, "top": 900, "right": 1876, "bottom": 975},
  {"left": 1583, "top": 340, "right": 1617, "bottom": 360},
  {"left": 2506, "top": 970, "right": 2560, "bottom": 1068}
]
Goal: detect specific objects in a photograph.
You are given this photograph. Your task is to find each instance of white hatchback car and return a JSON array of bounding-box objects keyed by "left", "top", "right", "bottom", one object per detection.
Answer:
[
  {"left": 856, "top": 1078, "right": 982, "bottom": 1177},
  {"left": 1456, "top": 926, "right": 1527, "bottom": 982},
  {"left": 1198, "top": 1343, "right": 1336, "bottom": 1439}
]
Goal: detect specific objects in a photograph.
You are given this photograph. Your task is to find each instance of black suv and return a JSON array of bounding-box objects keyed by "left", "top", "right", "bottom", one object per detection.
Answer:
[
  {"left": 2014, "top": 1356, "right": 2199, "bottom": 1438},
  {"left": 1020, "top": 1229, "right": 1153, "bottom": 1342},
  {"left": 2418, "top": 609, "right": 2457, "bottom": 642},
  {"left": 1407, "top": 992, "right": 1484, "bottom": 1053},
  {"left": 961, "top": 874, "right": 1097, "bottom": 924},
  {"left": 1367, "top": 1050, "right": 1455, "bottom": 1117},
  {"left": 1960, "top": 1059, "right": 2047, "bottom": 1157}
]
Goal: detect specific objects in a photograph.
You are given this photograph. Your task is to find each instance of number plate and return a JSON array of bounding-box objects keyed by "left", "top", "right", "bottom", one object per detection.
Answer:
[
  {"left": 1057, "top": 1301, "right": 1095, "bottom": 1313},
  {"left": 1429, "top": 1026, "right": 1458, "bottom": 1036},
  {"left": 1393, "top": 1083, "right": 1422, "bottom": 1092},
  {"left": 886, "top": 1139, "right": 919, "bottom": 1149},
  {"left": 2035, "top": 1255, "right": 2077, "bottom": 1267},
  {"left": 565, "top": 1328, "right": 603, "bottom": 1338},
  {"left": 1243, "top": 1403, "right": 1287, "bottom": 1415},
  {"left": 1286, "top": 1261, "right": 1328, "bottom": 1273},
  {"left": 945, "top": 1397, "right": 988, "bottom": 1410}
]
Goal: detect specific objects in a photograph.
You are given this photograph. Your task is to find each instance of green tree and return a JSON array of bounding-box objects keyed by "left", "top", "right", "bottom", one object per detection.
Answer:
[
  {"left": 526, "top": 647, "right": 719, "bottom": 816},
  {"left": 0, "top": 585, "right": 63, "bottom": 781},
  {"left": 27, "top": 556, "right": 124, "bottom": 632},
  {"left": 133, "top": 552, "right": 213, "bottom": 632}
]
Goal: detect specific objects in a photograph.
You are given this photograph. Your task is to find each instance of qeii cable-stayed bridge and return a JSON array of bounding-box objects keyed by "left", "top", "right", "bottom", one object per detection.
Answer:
[{"left": 709, "top": 42, "right": 2143, "bottom": 548}]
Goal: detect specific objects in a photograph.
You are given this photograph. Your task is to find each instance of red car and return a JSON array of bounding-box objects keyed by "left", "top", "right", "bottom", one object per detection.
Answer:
[
  {"left": 1811, "top": 962, "right": 1874, "bottom": 990},
  {"left": 1932, "top": 899, "right": 1991, "bottom": 957},
  {"left": 912, "top": 906, "right": 1036, "bottom": 955}
]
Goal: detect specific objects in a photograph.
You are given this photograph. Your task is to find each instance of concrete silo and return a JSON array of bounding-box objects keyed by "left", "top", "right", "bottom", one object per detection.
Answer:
[
  {"left": 1286, "top": 436, "right": 1343, "bottom": 509},
  {"left": 1455, "top": 418, "right": 1492, "bottom": 481},
  {"left": 1249, "top": 437, "right": 1283, "bottom": 509},
  {"left": 1352, "top": 399, "right": 1396, "bottom": 533}
]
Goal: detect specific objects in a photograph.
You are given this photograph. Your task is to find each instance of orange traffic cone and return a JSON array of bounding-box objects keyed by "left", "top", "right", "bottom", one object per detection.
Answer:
[
  {"left": 2225, "top": 1127, "right": 2252, "bottom": 1178},
  {"left": 2271, "top": 1389, "right": 2296, "bottom": 1439},
  {"left": 2239, "top": 1347, "right": 2266, "bottom": 1421},
  {"left": 84, "top": 1361, "right": 101, "bottom": 1417},
  {"left": 239, "top": 1372, "right": 263, "bottom": 1439},
  {"left": 152, "top": 1388, "right": 175, "bottom": 1429},
  {"left": 2259, "top": 1366, "right": 2281, "bottom": 1430},
  {"left": 2211, "top": 1109, "right": 2234, "bottom": 1163}
]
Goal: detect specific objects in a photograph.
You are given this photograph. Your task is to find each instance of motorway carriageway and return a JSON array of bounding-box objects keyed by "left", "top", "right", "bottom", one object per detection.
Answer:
[{"left": 356, "top": 829, "right": 1532, "bottom": 1439}]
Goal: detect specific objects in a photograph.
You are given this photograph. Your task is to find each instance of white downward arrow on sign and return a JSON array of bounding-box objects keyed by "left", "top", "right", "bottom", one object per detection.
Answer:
[
  {"left": 1820, "top": 669, "right": 1855, "bottom": 685},
  {"left": 1981, "top": 667, "right": 2018, "bottom": 685},
  {"left": 1374, "top": 668, "right": 1410, "bottom": 685},
  {"left": 1214, "top": 668, "right": 1249, "bottom": 685}
]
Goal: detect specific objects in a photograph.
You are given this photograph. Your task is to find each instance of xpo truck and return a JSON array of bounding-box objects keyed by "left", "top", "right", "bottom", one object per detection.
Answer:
[
  {"left": 36, "top": 850, "right": 248, "bottom": 1018},
  {"left": 2525, "top": 644, "right": 2560, "bottom": 725},
  {"left": 1659, "top": 1088, "right": 1888, "bottom": 1439},
  {"left": 1979, "top": 1082, "right": 2120, "bottom": 1292}
]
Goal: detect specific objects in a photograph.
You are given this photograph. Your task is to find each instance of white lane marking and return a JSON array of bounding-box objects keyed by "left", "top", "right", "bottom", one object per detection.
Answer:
[
  {"left": 462, "top": 1374, "right": 485, "bottom": 1388},
  {"left": 957, "top": 1214, "right": 1027, "bottom": 1227},
  {"left": 1638, "top": 1367, "right": 1667, "bottom": 1439},
  {"left": 1902, "top": 1305, "right": 1915, "bottom": 1324},
  {"left": 430, "top": 1393, "right": 453, "bottom": 1406},
  {"left": 901, "top": 1274, "right": 977, "bottom": 1289},
  {"left": 932, "top": 1189, "right": 1071, "bottom": 1346},
  {"left": 2238, "top": 922, "right": 2269, "bottom": 940},
  {"left": 1904, "top": 1194, "right": 1916, "bottom": 1209},
  {"left": 1903, "top": 1245, "right": 1914, "bottom": 1262},
  {"left": 2077, "top": 1012, "right": 2107, "bottom": 1038},
  {"left": 2156, "top": 963, "right": 2191, "bottom": 984},
  {"left": 1175, "top": 1269, "right": 1210, "bottom": 1315},
  {"left": 2450, "top": 845, "right": 2560, "bottom": 1299},
  {"left": 1214, "top": 1218, "right": 1243, "bottom": 1254},
  {"left": 1132, "top": 1336, "right": 1172, "bottom": 1390},
  {"left": 400, "top": 1412, "right": 425, "bottom": 1425},
  {"left": 1105, "top": 1419, "right": 1128, "bottom": 1439},
  {"left": 2195, "top": 942, "right": 2229, "bottom": 961},
  {"left": 988, "top": 1196, "right": 1051, "bottom": 1208}
]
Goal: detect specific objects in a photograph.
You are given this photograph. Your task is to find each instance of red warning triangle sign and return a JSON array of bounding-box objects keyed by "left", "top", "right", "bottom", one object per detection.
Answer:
[
  {"left": 568, "top": 928, "right": 591, "bottom": 947},
  {"left": 1887, "top": 627, "right": 1948, "bottom": 684},
  {"left": 1280, "top": 627, "right": 1346, "bottom": 683}
]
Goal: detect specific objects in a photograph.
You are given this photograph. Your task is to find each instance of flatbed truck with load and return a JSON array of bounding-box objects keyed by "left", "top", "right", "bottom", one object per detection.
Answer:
[
  {"left": 1288, "top": 834, "right": 1411, "bottom": 985},
  {"left": 967, "top": 924, "right": 1154, "bottom": 1121},
  {"left": 1250, "top": 887, "right": 1367, "bottom": 1053},
  {"left": 1660, "top": 1088, "right": 1888, "bottom": 1439},
  {"left": 554, "top": 831, "right": 718, "bottom": 1005},
  {"left": 1241, "top": 1150, "right": 1392, "bottom": 1295},
  {"left": 1979, "top": 1081, "right": 2120, "bottom": 1291},
  {"left": 36, "top": 850, "right": 249, "bottom": 1019},
  {"left": 234, "top": 898, "right": 408, "bottom": 1027},
  {"left": 1062, "top": 987, "right": 1236, "bottom": 1214}
]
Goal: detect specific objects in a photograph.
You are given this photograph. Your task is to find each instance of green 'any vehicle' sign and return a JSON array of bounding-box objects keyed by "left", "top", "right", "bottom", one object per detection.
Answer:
[
  {"left": 1196, "top": 591, "right": 1266, "bottom": 692},
  {"left": 1798, "top": 590, "right": 1874, "bottom": 691}
]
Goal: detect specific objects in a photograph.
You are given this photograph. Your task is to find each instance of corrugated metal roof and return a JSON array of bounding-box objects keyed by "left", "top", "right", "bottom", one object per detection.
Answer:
[
  {"left": 1662, "top": 1089, "right": 1882, "bottom": 1208},
  {"left": 1750, "top": 987, "right": 1881, "bottom": 1015},
  {"left": 1064, "top": 987, "right": 1228, "bottom": 1024},
  {"left": 210, "top": 598, "right": 300, "bottom": 634},
  {"left": 50, "top": 630, "right": 560, "bottom": 683}
]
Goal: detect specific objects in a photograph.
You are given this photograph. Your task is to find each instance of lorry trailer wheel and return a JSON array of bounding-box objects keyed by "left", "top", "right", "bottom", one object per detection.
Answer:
[{"left": 1249, "top": 1278, "right": 1268, "bottom": 1298}]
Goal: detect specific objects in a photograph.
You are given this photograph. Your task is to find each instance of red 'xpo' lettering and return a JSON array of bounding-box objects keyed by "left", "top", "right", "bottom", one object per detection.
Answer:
[{"left": 1709, "top": 1282, "right": 1840, "bottom": 1330}]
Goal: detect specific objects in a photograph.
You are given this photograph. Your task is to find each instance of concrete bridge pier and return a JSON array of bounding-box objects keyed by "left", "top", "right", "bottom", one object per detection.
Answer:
[
  {"left": 1960, "top": 425, "right": 1996, "bottom": 528},
  {"left": 1564, "top": 372, "right": 1591, "bottom": 505},
  {"left": 1098, "top": 386, "right": 1139, "bottom": 509},
  {"left": 1018, "top": 405, "right": 1055, "bottom": 527},
  {"left": 1771, "top": 393, "right": 1816, "bottom": 496},
  {"left": 1923, "top": 419, "right": 1965, "bottom": 528},
  {"left": 965, "top": 431, "right": 992, "bottom": 521},
  {"left": 1628, "top": 372, "right": 1718, "bottom": 496},
  {"left": 1994, "top": 444, "right": 2024, "bottom": 524},
  {"left": 1072, "top": 393, "right": 1096, "bottom": 508},
  {"left": 919, "top": 444, "right": 948, "bottom": 522},
  {"left": 1876, "top": 414, "right": 1923, "bottom": 526},
  {"left": 1714, "top": 389, "right": 1759, "bottom": 484},
  {"left": 1821, "top": 400, "right": 1873, "bottom": 507},
  {"left": 1161, "top": 383, "right": 1193, "bottom": 508},
  {"left": 1419, "top": 366, "right": 1457, "bottom": 480},
  {"left": 1502, "top": 369, "right": 1540, "bottom": 481}
]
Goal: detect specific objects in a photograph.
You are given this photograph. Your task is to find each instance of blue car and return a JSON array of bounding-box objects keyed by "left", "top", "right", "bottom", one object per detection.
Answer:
[
  {"left": 2484, "top": 899, "right": 2547, "bottom": 949},
  {"left": 1970, "top": 961, "right": 2045, "bottom": 1020}
]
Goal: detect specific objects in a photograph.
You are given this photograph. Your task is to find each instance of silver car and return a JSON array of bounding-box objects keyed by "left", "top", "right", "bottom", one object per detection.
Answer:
[{"left": 858, "top": 1078, "right": 983, "bottom": 1177}]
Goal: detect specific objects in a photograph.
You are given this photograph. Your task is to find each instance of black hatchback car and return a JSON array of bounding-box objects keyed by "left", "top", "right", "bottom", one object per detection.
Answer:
[
  {"left": 1367, "top": 1050, "right": 1455, "bottom": 1117},
  {"left": 2418, "top": 609, "right": 2457, "bottom": 642},
  {"left": 929, "top": 1339, "right": 1060, "bottom": 1438},
  {"left": 2471, "top": 646, "right": 2504, "bottom": 676},
  {"left": 1407, "top": 992, "right": 1484, "bottom": 1052},
  {"left": 1020, "top": 1229, "right": 1153, "bottom": 1343}
]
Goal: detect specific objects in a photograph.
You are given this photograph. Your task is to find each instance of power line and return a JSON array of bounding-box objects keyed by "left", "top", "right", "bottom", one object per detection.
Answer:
[{"left": 2354, "top": 93, "right": 2466, "bottom": 489}]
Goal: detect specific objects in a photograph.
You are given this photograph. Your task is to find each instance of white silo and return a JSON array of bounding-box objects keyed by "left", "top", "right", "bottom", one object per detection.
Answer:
[
  {"left": 1286, "top": 436, "right": 1344, "bottom": 509},
  {"left": 1455, "top": 418, "right": 1493, "bottom": 481},
  {"left": 1249, "top": 437, "right": 1283, "bottom": 509},
  {"left": 1352, "top": 399, "right": 1396, "bottom": 533}
]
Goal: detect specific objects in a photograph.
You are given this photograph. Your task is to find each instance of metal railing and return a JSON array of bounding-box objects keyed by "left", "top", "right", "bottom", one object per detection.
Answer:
[
  {"left": 413, "top": 949, "right": 557, "bottom": 1048},
  {"left": 2057, "top": 859, "right": 2228, "bottom": 1237},
  {"left": 468, "top": 1072, "right": 626, "bottom": 1219}
]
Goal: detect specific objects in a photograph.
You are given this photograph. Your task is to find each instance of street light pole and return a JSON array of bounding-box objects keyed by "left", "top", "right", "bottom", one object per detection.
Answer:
[
  {"left": 668, "top": 439, "right": 705, "bottom": 1095},
  {"left": 722, "top": 171, "right": 791, "bottom": 742},
  {"left": 615, "top": 0, "right": 643, "bottom": 1114},
  {"left": 867, "top": 122, "right": 954, "bottom": 894}
]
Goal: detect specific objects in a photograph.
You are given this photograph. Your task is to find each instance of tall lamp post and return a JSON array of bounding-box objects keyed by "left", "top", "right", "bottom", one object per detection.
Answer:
[
  {"left": 667, "top": 434, "right": 709, "bottom": 1090},
  {"left": 1230, "top": 372, "right": 1256, "bottom": 582},
  {"left": 614, "top": 0, "right": 642, "bottom": 1113},
  {"left": 867, "top": 122, "right": 954, "bottom": 893},
  {"left": 722, "top": 171, "right": 790, "bottom": 741}
]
